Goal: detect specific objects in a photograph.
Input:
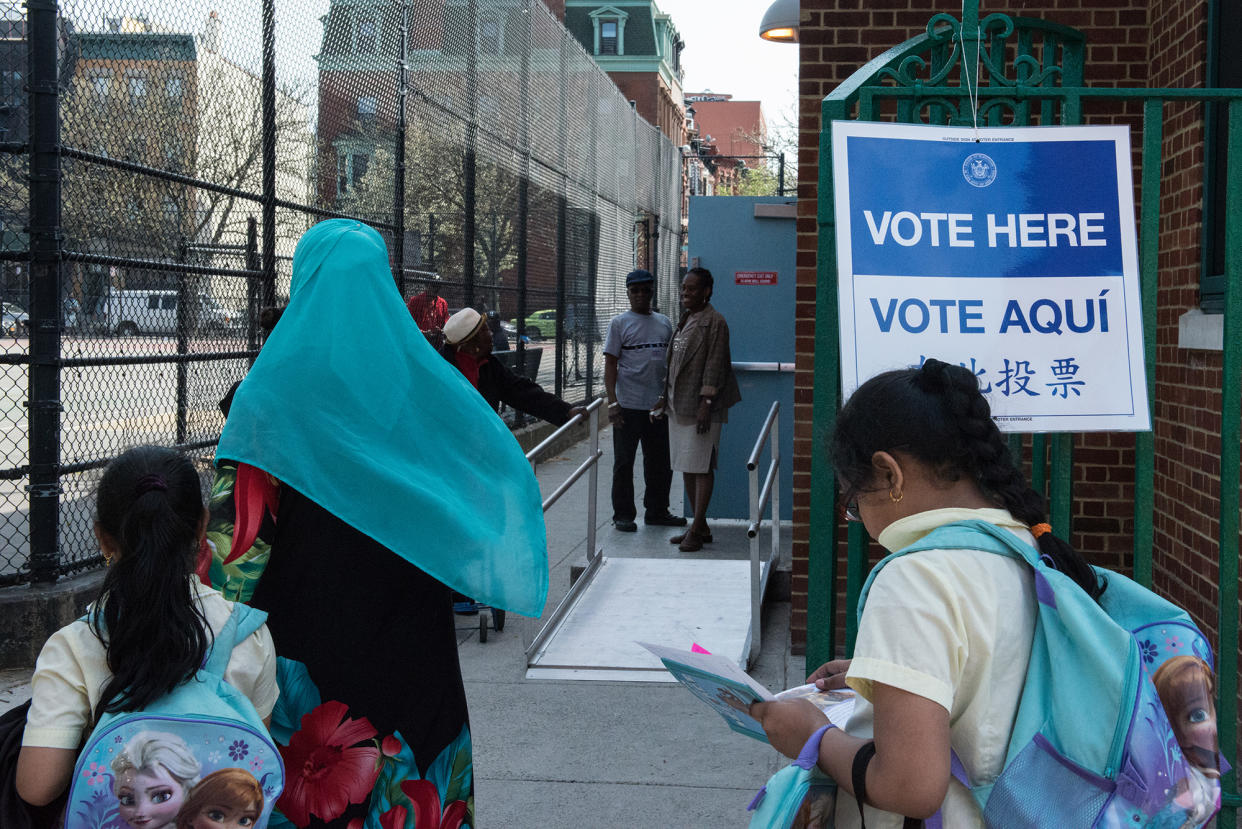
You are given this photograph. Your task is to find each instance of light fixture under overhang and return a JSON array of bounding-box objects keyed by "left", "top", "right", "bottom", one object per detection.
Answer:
[{"left": 759, "top": 0, "right": 798, "bottom": 42}]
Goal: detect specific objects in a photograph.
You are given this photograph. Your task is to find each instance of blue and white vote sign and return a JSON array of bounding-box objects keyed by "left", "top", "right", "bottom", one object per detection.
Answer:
[{"left": 832, "top": 122, "right": 1149, "bottom": 432}]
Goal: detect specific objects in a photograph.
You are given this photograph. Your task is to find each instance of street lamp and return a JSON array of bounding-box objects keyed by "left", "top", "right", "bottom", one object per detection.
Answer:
[{"left": 759, "top": 0, "right": 798, "bottom": 43}]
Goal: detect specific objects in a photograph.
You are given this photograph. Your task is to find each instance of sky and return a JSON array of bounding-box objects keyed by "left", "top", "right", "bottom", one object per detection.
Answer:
[{"left": 652, "top": 0, "right": 800, "bottom": 131}]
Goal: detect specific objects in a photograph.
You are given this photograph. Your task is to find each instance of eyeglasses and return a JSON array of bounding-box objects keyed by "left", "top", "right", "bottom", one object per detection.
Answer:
[
  {"left": 628, "top": 284, "right": 653, "bottom": 294},
  {"left": 840, "top": 486, "right": 861, "bottom": 522}
]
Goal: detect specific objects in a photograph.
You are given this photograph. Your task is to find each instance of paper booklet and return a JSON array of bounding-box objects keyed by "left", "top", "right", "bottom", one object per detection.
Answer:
[{"left": 639, "top": 642, "right": 856, "bottom": 743}]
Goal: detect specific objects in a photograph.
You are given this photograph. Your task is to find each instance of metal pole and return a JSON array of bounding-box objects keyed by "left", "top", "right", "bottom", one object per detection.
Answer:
[
  {"left": 245, "top": 216, "right": 260, "bottom": 357},
  {"left": 260, "top": 0, "right": 277, "bottom": 308},
  {"left": 1215, "top": 99, "right": 1242, "bottom": 828},
  {"left": 553, "top": 33, "right": 570, "bottom": 399},
  {"left": 175, "top": 239, "right": 190, "bottom": 445},
  {"left": 748, "top": 428, "right": 761, "bottom": 666},
  {"left": 778, "top": 152, "right": 786, "bottom": 197},
  {"left": 393, "top": 0, "right": 409, "bottom": 292},
  {"left": 554, "top": 196, "right": 567, "bottom": 398},
  {"left": 516, "top": 1, "right": 531, "bottom": 379},
  {"left": 463, "top": 0, "right": 478, "bottom": 309},
  {"left": 1133, "top": 99, "right": 1163, "bottom": 588},
  {"left": 428, "top": 213, "right": 436, "bottom": 270},
  {"left": 586, "top": 402, "right": 599, "bottom": 565},
  {"left": 27, "top": 0, "right": 63, "bottom": 583}
]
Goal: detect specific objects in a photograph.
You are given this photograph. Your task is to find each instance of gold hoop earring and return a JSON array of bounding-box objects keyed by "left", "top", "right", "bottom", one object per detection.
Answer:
[
  {"left": 889, "top": 488, "right": 904, "bottom": 504},
  {"left": 102, "top": 549, "right": 114, "bottom": 567}
]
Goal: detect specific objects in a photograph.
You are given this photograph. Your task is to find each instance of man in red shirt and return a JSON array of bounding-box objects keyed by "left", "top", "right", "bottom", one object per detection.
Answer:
[{"left": 407, "top": 276, "right": 449, "bottom": 346}]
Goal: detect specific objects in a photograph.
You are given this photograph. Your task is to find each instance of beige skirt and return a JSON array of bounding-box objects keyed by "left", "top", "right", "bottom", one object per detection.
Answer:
[{"left": 669, "top": 414, "right": 723, "bottom": 473}]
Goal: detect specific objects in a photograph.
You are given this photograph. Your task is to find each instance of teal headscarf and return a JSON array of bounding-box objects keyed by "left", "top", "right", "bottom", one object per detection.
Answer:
[{"left": 216, "top": 219, "right": 548, "bottom": 616}]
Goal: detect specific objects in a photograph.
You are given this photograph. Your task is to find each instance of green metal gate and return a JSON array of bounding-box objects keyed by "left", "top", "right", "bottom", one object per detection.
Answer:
[{"left": 807, "top": 3, "right": 1242, "bottom": 822}]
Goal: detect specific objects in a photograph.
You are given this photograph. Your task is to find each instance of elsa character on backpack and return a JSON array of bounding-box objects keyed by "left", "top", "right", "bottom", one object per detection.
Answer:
[
  {"left": 749, "top": 359, "right": 1108, "bottom": 828},
  {"left": 15, "top": 446, "right": 278, "bottom": 813},
  {"left": 112, "top": 731, "right": 201, "bottom": 829}
]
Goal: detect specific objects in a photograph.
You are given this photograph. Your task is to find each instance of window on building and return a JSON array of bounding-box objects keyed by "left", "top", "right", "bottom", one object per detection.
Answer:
[
  {"left": 600, "top": 21, "right": 618, "bottom": 55},
  {"left": 1202, "top": 0, "right": 1242, "bottom": 312},
  {"left": 166, "top": 76, "right": 183, "bottom": 101},
  {"left": 478, "top": 18, "right": 502, "bottom": 55},
  {"left": 357, "top": 17, "right": 378, "bottom": 53},
  {"left": 91, "top": 73, "right": 111, "bottom": 101},
  {"left": 0, "top": 71, "right": 21, "bottom": 109},
  {"left": 358, "top": 95, "right": 377, "bottom": 127},
  {"left": 337, "top": 150, "right": 371, "bottom": 195},
  {"left": 127, "top": 74, "right": 146, "bottom": 103}
]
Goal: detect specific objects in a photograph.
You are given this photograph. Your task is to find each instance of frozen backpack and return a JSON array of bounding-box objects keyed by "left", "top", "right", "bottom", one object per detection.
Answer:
[
  {"left": 859, "top": 519, "right": 1223, "bottom": 828},
  {"left": 747, "top": 724, "right": 838, "bottom": 829},
  {"left": 64, "top": 604, "right": 284, "bottom": 829}
]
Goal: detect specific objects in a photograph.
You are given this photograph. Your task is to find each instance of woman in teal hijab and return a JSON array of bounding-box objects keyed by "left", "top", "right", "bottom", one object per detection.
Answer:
[{"left": 216, "top": 219, "right": 547, "bottom": 827}]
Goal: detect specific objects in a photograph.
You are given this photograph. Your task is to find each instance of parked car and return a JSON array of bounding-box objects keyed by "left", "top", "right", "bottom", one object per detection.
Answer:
[
  {"left": 1, "top": 309, "right": 24, "bottom": 336},
  {"left": 2, "top": 302, "right": 28, "bottom": 335},
  {"left": 509, "top": 308, "right": 557, "bottom": 341},
  {"left": 198, "top": 295, "right": 244, "bottom": 334}
]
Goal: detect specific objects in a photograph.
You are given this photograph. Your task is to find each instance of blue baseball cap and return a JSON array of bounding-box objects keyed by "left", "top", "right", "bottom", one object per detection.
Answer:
[{"left": 625, "top": 269, "right": 654, "bottom": 286}]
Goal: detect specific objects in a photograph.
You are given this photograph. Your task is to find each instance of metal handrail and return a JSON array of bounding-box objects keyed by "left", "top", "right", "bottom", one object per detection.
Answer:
[
  {"left": 733, "top": 361, "right": 796, "bottom": 373},
  {"left": 524, "top": 397, "right": 603, "bottom": 659},
  {"left": 746, "top": 400, "right": 781, "bottom": 668}
]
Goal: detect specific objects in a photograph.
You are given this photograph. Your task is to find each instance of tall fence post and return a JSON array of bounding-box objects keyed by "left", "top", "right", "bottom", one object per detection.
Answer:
[
  {"left": 463, "top": 0, "right": 478, "bottom": 309},
  {"left": 260, "top": 0, "right": 277, "bottom": 309},
  {"left": 393, "top": 0, "right": 409, "bottom": 292},
  {"left": 175, "top": 239, "right": 190, "bottom": 446},
  {"left": 26, "top": 0, "right": 63, "bottom": 584},
  {"left": 246, "top": 216, "right": 260, "bottom": 357},
  {"left": 516, "top": 1, "right": 532, "bottom": 380},
  {"left": 553, "top": 33, "right": 570, "bottom": 399}
]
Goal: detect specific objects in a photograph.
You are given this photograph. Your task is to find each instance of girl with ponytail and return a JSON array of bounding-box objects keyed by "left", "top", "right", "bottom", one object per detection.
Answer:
[
  {"left": 750, "top": 358, "right": 1102, "bottom": 827},
  {"left": 16, "top": 446, "right": 277, "bottom": 810}
]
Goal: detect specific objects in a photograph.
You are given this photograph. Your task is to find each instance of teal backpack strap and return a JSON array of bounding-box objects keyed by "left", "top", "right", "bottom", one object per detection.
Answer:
[
  {"left": 203, "top": 603, "right": 268, "bottom": 677},
  {"left": 856, "top": 519, "right": 1041, "bottom": 625}
]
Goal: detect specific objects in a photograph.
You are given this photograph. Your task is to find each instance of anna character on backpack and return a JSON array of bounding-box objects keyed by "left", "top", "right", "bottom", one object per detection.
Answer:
[
  {"left": 15, "top": 446, "right": 278, "bottom": 812},
  {"left": 750, "top": 359, "right": 1106, "bottom": 828}
]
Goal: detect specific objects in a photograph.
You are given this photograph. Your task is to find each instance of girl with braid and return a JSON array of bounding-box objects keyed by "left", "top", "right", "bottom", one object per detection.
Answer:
[{"left": 750, "top": 358, "right": 1105, "bottom": 828}]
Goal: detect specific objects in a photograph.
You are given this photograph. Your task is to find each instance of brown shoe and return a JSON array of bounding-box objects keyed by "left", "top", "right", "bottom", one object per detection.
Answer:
[
  {"left": 669, "top": 530, "right": 712, "bottom": 545},
  {"left": 678, "top": 531, "right": 705, "bottom": 552}
]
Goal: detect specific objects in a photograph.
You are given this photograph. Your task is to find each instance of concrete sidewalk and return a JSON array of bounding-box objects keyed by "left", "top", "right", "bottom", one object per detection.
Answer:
[{"left": 0, "top": 424, "right": 801, "bottom": 828}]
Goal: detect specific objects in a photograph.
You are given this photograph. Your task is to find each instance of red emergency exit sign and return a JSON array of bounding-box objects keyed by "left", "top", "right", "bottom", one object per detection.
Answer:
[{"left": 735, "top": 271, "right": 778, "bottom": 286}]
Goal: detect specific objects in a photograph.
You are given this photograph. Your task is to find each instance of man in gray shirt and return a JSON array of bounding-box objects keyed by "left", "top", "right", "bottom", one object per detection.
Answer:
[{"left": 604, "top": 269, "right": 685, "bottom": 532}]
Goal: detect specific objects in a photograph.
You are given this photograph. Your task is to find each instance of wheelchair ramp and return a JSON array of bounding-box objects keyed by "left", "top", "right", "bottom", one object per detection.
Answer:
[{"left": 525, "top": 555, "right": 769, "bottom": 682}]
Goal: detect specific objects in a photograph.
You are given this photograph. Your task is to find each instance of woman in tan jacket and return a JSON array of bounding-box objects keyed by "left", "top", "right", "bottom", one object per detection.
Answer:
[{"left": 655, "top": 267, "right": 741, "bottom": 551}]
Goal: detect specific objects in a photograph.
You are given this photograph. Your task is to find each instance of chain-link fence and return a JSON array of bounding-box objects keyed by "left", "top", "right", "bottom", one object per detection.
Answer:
[{"left": 5, "top": 0, "right": 682, "bottom": 586}]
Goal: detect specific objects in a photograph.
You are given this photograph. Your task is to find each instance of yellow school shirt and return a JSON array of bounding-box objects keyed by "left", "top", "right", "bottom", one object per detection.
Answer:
[
  {"left": 23, "top": 580, "right": 278, "bottom": 749},
  {"left": 834, "top": 508, "right": 1038, "bottom": 829}
]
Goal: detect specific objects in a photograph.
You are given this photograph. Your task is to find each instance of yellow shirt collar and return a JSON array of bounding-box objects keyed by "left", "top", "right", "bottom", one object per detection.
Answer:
[{"left": 876, "top": 507, "right": 1034, "bottom": 553}]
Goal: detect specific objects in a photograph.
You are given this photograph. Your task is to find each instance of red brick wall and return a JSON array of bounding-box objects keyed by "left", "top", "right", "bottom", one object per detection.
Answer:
[{"left": 793, "top": 0, "right": 1221, "bottom": 655}]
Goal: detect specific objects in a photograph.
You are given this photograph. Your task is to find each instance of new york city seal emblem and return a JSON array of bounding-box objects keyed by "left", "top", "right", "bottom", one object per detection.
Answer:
[{"left": 962, "top": 152, "right": 998, "bottom": 188}]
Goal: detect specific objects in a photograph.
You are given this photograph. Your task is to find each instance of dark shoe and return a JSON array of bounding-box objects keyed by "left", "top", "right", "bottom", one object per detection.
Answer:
[
  {"left": 678, "top": 531, "right": 705, "bottom": 552},
  {"left": 645, "top": 512, "right": 688, "bottom": 527},
  {"left": 670, "top": 529, "right": 712, "bottom": 545},
  {"left": 614, "top": 519, "right": 638, "bottom": 532}
]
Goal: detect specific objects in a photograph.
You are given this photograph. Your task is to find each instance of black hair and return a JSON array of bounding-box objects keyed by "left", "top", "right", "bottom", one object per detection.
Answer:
[
  {"left": 258, "top": 305, "right": 285, "bottom": 333},
  {"left": 831, "top": 358, "right": 1105, "bottom": 600},
  {"left": 92, "top": 445, "right": 210, "bottom": 719},
  {"left": 685, "top": 266, "right": 714, "bottom": 293}
]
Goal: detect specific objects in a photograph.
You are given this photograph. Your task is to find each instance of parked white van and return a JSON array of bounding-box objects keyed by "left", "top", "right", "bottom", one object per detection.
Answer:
[{"left": 104, "top": 289, "right": 179, "bottom": 336}]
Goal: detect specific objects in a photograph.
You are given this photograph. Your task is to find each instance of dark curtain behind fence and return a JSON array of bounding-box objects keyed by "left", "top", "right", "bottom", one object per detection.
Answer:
[{"left": 3, "top": 0, "right": 682, "bottom": 586}]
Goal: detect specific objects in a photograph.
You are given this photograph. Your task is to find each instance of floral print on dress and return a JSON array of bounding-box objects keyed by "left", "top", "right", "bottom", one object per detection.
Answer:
[{"left": 276, "top": 700, "right": 382, "bottom": 826}]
